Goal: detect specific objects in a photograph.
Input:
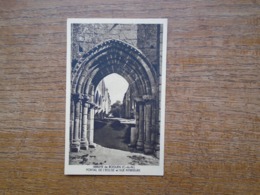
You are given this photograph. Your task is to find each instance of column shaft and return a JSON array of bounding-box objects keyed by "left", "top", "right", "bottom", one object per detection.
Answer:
[
  {"left": 78, "top": 100, "right": 82, "bottom": 140},
  {"left": 88, "top": 108, "right": 96, "bottom": 148},
  {"left": 70, "top": 100, "right": 75, "bottom": 143},
  {"left": 80, "top": 102, "right": 89, "bottom": 150},
  {"left": 144, "top": 101, "right": 153, "bottom": 154},
  {"left": 129, "top": 104, "right": 139, "bottom": 147},
  {"left": 136, "top": 102, "right": 144, "bottom": 150},
  {"left": 71, "top": 98, "right": 81, "bottom": 152}
]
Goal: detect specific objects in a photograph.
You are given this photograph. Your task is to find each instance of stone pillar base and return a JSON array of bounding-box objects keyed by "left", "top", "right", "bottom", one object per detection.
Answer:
[
  {"left": 89, "top": 143, "right": 96, "bottom": 148},
  {"left": 130, "top": 127, "right": 138, "bottom": 147},
  {"left": 136, "top": 141, "right": 144, "bottom": 150},
  {"left": 128, "top": 144, "right": 135, "bottom": 148},
  {"left": 80, "top": 141, "right": 89, "bottom": 150},
  {"left": 71, "top": 141, "right": 80, "bottom": 152},
  {"left": 154, "top": 144, "right": 160, "bottom": 158},
  {"left": 144, "top": 143, "right": 153, "bottom": 154}
]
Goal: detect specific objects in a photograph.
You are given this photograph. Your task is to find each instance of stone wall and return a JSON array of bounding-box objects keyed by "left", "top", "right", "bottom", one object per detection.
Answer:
[
  {"left": 72, "top": 23, "right": 162, "bottom": 73},
  {"left": 122, "top": 87, "right": 134, "bottom": 119},
  {"left": 72, "top": 23, "right": 138, "bottom": 67},
  {"left": 94, "top": 80, "right": 111, "bottom": 118},
  {"left": 137, "top": 24, "right": 161, "bottom": 74}
]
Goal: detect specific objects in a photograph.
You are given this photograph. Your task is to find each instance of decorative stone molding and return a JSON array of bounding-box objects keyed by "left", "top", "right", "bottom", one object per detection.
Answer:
[{"left": 70, "top": 39, "right": 160, "bottom": 156}]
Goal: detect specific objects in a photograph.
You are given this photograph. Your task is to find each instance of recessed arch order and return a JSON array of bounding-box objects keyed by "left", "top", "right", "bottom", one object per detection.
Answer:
[
  {"left": 70, "top": 39, "right": 160, "bottom": 154},
  {"left": 72, "top": 39, "right": 158, "bottom": 99}
]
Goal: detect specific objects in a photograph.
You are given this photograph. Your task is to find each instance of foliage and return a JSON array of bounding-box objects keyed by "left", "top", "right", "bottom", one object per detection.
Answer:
[{"left": 110, "top": 101, "right": 122, "bottom": 117}]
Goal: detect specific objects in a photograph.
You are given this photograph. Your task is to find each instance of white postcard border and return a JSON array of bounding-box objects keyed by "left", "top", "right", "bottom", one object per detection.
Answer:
[{"left": 65, "top": 18, "right": 168, "bottom": 176}]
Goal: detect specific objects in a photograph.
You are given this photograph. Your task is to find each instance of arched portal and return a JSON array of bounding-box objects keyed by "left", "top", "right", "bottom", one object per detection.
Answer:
[{"left": 70, "top": 39, "right": 159, "bottom": 154}]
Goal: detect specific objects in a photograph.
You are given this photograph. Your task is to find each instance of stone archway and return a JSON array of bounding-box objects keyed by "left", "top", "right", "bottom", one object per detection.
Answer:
[{"left": 70, "top": 39, "right": 160, "bottom": 154}]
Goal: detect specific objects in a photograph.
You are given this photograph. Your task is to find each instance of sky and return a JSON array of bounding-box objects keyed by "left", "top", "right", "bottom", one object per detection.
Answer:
[{"left": 103, "top": 73, "right": 129, "bottom": 105}]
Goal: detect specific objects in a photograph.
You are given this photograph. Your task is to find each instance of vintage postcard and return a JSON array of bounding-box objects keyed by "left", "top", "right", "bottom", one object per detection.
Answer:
[{"left": 65, "top": 18, "right": 167, "bottom": 175}]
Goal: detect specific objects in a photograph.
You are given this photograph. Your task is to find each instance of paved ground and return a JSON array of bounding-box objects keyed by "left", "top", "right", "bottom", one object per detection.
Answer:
[
  {"left": 69, "top": 144, "right": 159, "bottom": 165},
  {"left": 69, "top": 118, "right": 159, "bottom": 166}
]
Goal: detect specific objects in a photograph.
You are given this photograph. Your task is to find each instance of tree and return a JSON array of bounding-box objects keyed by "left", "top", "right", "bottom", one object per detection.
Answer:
[{"left": 110, "top": 101, "right": 122, "bottom": 117}]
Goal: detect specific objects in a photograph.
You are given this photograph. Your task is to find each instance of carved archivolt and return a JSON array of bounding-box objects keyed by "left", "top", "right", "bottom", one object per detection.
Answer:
[{"left": 70, "top": 39, "right": 160, "bottom": 154}]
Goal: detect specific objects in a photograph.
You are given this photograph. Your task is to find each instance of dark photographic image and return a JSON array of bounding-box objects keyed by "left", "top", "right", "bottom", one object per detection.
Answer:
[{"left": 65, "top": 19, "right": 167, "bottom": 175}]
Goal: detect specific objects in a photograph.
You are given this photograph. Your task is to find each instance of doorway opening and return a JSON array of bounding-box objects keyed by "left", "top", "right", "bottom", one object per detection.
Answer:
[{"left": 94, "top": 73, "right": 135, "bottom": 152}]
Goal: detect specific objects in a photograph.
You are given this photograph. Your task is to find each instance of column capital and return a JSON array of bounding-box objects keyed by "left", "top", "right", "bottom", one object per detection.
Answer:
[
  {"left": 134, "top": 97, "right": 144, "bottom": 103},
  {"left": 94, "top": 105, "right": 101, "bottom": 110},
  {"left": 142, "top": 94, "right": 154, "bottom": 102},
  {"left": 82, "top": 94, "right": 91, "bottom": 104},
  {"left": 134, "top": 95, "right": 155, "bottom": 103},
  {"left": 71, "top": 93, "right": 84, "bottom": 101},
  {"left": 86, "top": 101, "right": 96, "bottom": 109}
]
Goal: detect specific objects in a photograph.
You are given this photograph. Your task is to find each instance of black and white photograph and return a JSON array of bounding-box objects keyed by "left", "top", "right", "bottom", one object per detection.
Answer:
[{"left": 65, "top": 18, "right": 167, "bottom": 175}]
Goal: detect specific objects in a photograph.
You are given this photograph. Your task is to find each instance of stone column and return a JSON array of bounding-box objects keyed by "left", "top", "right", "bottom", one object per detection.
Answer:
[
  {"left": 71, "top": 94, "right": 81, "bottom": 152},
  {"left": 70, "top": 98, "right": 75, "bottom": 143},
  {"left": 127, "top": 97, "right": 131, "bottom": 118},
  {"left": 129, "top": 100, "right": 140, "bottom": 148},
  {"left": 78, "top": 98, "right": 82, "bottom": 140},
  {"left": 155, "top": 132, "right": 160, "bottom": 158},
  {"left": 143, "top": 96, "right": 154, "bottom": 154},
  {"left": 87, "top": 85, "right": 96, "bottom": 148},
  {"left": 151, "top": 104, "right": 157, "bottom": 144},
  {"left": 130, "top": 127, "right": 138, "bottom": 147},
  {"left": 80, "top": 99, "right": 89, "bottom": 150},
  {"left": 88, "top": 106, "right": 96, "bottom": 148},
  {"left": 155, "top": 95, "right": 161, "bottom": 158},
  {"left": 87, "top": 108, "right": 91, "bottom": 143},
  {"left": 136, "top": 99, "right": 144, "bottom": 150}
]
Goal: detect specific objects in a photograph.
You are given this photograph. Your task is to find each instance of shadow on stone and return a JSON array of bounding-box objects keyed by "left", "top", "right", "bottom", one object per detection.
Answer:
[
  {"left": 110, "top": 120, "right": 125, "bottom": 130},
  {"left": 94, "top": 120, "right": 107, "bottom": 129}
]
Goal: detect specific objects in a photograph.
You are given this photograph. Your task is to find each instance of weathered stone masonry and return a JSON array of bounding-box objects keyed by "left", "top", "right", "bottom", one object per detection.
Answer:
[{"left": 70, "top": 24, "right": 163, "bottom": 156}]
